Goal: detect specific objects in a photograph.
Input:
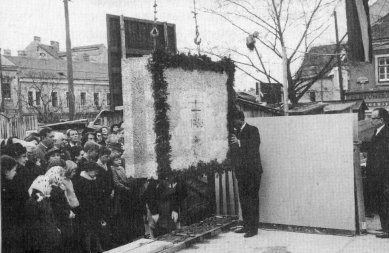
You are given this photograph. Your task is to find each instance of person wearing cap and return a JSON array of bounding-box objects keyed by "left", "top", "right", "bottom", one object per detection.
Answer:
[
  {"left": 44, "top": 147, "right": 62, "bottom": 167},
  {"left": 73, "top": 161, "right": 105, "bottom": 253}
]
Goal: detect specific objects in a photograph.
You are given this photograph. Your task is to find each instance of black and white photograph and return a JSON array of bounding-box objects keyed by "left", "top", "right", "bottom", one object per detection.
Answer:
[{"left": 1, "top": 0, "right": 389, "bottom": 252}]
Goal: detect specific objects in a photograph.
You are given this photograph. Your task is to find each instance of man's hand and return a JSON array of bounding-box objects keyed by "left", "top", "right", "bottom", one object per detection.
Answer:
[
  {"left": 171, "top": 211, "right": 178, "bottom": 223},
  {"left": 229, "top": 134, "right": 240, "bottom": 147},
  {"left": 69, "top": 210, "right": 76, "bottom": 219}
]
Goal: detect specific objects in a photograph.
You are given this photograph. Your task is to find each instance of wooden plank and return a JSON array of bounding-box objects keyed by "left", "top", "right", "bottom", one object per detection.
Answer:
[
  {"left": 354, "top": 143, "right": 366, "bottom": 233},
  {"left": 215, "top": 173, "right": 220, "bottom": 215},
  {"left": 232, "top": 171, "right": 243, "bottom": 221},
  {"left": 227, "top": 171, "right": 236, "bottom": 215},
  {"left": 221, "top": 172, "right": 227, "bottom": 215},
  {"left": 104, "top": 239, "right": 154, "bottom": 253}
]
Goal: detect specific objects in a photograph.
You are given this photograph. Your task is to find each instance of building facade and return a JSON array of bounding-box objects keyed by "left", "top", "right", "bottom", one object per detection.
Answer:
[{"left": 1, "top": 56, "right": 109, "bottom": 123}]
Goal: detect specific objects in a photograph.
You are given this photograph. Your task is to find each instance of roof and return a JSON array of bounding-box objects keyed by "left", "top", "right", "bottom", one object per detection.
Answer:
[
  {"left": 288, "top": 102, "right": 328, "bottom": 115},
  {"left": 322, "top": 99, "right": 368, "bottom": 112},
  {"left": 58, "top": 44, "right": 106, "bottom": 57},
  {"left": 299, "top": 44, "right": 346, "bottom": 79},
  {"left": 237, "top": 92, "right": 258, "bottom": 103},
  {"left": 38, "top": 44, "right": 60, "bottom": 59},
  {"left": 5, "top": 56, "right": 108, "bottom": 81},
  {"left": 372, "top": 13, "right": 389, "bottom": 41},
  {"left": 1, "top": 55, "right": 15, "bottom": 67}
]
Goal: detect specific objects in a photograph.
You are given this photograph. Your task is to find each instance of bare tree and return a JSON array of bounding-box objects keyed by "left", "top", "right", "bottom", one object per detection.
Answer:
[
  {"left": 203, "top": 0, "right": 344, "bottom": 105},
  {"left": 17, "top": 71, "right": 64, "bottom": 123}
]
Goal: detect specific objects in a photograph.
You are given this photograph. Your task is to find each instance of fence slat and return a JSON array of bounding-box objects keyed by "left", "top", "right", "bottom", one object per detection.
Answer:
[{"left": 0, "top": 114, "right": 38, "bottom": 139}]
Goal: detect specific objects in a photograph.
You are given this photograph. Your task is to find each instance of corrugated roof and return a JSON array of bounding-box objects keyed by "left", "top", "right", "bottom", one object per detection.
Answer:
[{"left": 5, "top": 56, "right": 108, "bottom": 81}]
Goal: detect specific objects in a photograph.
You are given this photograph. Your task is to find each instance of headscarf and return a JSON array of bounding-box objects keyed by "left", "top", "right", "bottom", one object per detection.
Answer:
[
  {"left": 45, "top": 166, "right": 65, "bottom": 186},
  {"left": 64, "top": 160, "right": 78, "bottom": 178},
  {"left": 28, "top": 175, "right": 51, "bottom": 200}
]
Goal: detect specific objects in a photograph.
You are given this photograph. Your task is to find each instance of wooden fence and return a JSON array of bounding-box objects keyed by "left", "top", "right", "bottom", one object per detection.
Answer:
[{"left": 0, "top": 114, "right": 38, "bottom": 139}]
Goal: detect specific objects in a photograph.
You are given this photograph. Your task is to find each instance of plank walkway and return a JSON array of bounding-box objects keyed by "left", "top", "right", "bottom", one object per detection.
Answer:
[{"left": 106, "top": 216, "right": 237, "bottom": 253}]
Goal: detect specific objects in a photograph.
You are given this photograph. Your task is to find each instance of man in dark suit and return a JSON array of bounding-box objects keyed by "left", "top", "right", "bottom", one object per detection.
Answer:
[
  {"left": 230, "top": 110, "right": 262, "bottom": 238},
  {"left": 361, "top": 108, "right": 389, "bottom": 238}
]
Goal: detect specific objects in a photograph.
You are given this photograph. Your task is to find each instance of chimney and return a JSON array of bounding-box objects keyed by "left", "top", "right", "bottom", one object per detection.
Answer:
[
  {"left": 50, "top": 41, "right": 59, "bottom": 52},
  {"left": 33, "top": 36, "right": 41, "bottom": 43},
  {"left": 17, "top": 50, "right": 27, "bottom": 57},
  {"left": 3, "top": 49, "right": 11, "bottom": 56}
]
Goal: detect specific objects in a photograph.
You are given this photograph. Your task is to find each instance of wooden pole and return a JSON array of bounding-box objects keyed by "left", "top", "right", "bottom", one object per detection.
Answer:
[
  {"left": 334, "top": 11, "right": 345, "bottom": 102},
  {"left": 64, "top": 0, "right": 75, "bottom": 120},
  {"left": 282, "top": 45, "right": 289, "bottom": 115},
  {"left": 0, "top": 48, "right": 3, "bottom": 112},
  {"left": 120, "top": 15, "right": 126, "bottom": 59}
]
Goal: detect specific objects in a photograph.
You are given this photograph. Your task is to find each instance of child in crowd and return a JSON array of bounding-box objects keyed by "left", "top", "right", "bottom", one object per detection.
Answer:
[{"left": 73, "top": 161, "right": 105, "bottom": 253}]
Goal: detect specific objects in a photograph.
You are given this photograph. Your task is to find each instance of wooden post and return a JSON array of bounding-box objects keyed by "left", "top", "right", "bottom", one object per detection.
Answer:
[
  {"left": 0, "top": 48, "right": 3, "bottom": 112},
  {"left": 164, "top": 22, "right": 169, "bottom": 53},
  {"left": 64, "top": 0, "right": 75, "bottom": 120},
  {"left": 120, "top": 15, "right": 126, "bottom": 59},
  {"left": 334, "top": 11, "right": 345, "bottom": 102}
]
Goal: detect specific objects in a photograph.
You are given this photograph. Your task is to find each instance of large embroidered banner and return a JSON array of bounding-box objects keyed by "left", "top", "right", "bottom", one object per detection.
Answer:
[{"left": 122, "top": 53, "right": 232, "bottom": 178}]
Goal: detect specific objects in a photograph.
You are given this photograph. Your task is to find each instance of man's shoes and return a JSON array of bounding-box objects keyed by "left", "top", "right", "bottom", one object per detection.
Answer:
[
  {"left": 376, "top": 233, "right": 389, "bottom": 238},
  {"left": 234, "top": 227, "right": 247, "bottom": 233},
  {"left": 244, "top": 231, "right": 258, "bottom": 238}
]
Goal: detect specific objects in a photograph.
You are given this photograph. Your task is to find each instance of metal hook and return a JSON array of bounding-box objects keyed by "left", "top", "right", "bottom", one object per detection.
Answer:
[
  {"left": 194, "top": 30, "right": 201, "bottom": 45},
  {"left": 150, "top": 26, "right": 159, "bottom": 37}
]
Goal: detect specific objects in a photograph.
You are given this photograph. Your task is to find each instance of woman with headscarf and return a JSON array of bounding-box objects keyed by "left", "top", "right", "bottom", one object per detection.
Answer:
[
  {"left": 24, "top": 175, "right": 62, "bottom": 253},
  {"left": 46, "top": 165, "right": 75, "bottom": 253}
]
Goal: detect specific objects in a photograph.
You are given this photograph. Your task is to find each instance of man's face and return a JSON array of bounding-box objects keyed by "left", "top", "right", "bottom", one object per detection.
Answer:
[
  {"left": 87, "top": 134, "right": 96, "bottom": 143},
  {"left": 75, "top": 150, "right": 85, "bottom": 162},
  {"left": 88, "top": 150, "right": 99, "bottom": 161},
  {"left": 100, "top": 154, "right": 109, "bottom": 164},
  {"left": 5, "top": 165, "right": 17, "bottom": 180},
  {"left": 69, "top": 130, "right": 79, "bottom": 143},
  {"left": 233, "top": 119, "right": 244, "bottom": 130},
  {"left": 371, "top": 110, "right": 384, "bottom": 128},
  {"left": 44, "top": 131, "right": 55, "bottom": 148},
  {"left": 96, "top": 132, "right": 103, "bottom": 142}
]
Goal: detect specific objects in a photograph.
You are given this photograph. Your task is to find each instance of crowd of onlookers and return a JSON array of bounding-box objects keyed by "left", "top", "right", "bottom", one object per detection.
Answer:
[{"left": 1, "top": 123, "right": 187, "bottom": 253}]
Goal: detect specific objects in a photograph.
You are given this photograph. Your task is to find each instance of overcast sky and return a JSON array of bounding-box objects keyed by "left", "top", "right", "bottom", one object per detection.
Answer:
[{"left": 0, "top": 0, "right": 348, "bottom": 90}]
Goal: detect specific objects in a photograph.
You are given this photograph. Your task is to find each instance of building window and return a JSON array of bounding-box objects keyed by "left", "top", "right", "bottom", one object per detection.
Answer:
[
  {"left": 1, "top": 76, "right": 11, "bottom": 99},
  {"left": 107, "top": 93, "right": 111, "bottom": 105},
  {"left": 36, "top": 91, "right": 41, "bottom": 106},
  {"left": 309, "top": 91, "right": 316, "bottom": 102},
  {"left": 80, "top": 92, "right": 86, "bottom": 106},
  {"left": 94, "top": 93, "right": 99, "bottom": 106},
  {"left": 378, "top": 57, "right": 389, "bottom": 82},
  {"left": 28, "top": 91, "right": 34, "bottom": 106},
  {"left": 83, "top": 54, "right": 90, "bottom": 61},
  {"left": 66, "top": 92, "right": 69, "bottom": 107},
  {"left": 51, "top": 92, "right": 58, "bottom": 107}
]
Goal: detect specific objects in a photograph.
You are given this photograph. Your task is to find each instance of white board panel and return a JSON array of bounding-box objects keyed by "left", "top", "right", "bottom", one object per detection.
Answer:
[{"left": 247, "top": 114, "right": 355, "bottom": 231}]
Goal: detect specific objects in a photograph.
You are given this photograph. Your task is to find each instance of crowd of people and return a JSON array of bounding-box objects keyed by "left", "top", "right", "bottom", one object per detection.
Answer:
[{"left": 1, "top": 123, "right": 187, "bottom": 253}]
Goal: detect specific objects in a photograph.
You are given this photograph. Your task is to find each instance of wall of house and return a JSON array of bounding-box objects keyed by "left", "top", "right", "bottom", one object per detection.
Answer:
[
  {"left": 2, "top": 70, "right": 18, "bottom": 114},
  {"left": 348, "top": 62, "right": 376, "bottom": 91},
  {"left": 71, "top": 48, "right": 108, "bottom": 64},
  {"left": 9, "top": 77, "right": 109, "bottom": 120},
  {"left": 301, "top": 78, "right": 340, "bottom": 102}
]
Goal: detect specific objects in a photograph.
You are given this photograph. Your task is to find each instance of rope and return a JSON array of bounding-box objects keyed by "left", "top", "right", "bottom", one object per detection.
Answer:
[
  {"left": 192, "top": 0, "right": 201, "bottom": 55},
  {"left": 150, "top": 0, "right": 159, "bottom": 51}
]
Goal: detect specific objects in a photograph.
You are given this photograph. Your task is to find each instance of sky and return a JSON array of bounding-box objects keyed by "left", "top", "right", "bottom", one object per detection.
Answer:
[{"left": 0, "top": 0, "right": 349, "bottom": 91}]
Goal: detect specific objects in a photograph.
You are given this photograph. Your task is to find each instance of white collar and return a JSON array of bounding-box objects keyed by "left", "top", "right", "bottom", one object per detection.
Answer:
[
  {"left": 240, "top": 122, "right": 247, "bottom": 132},
  {"left": 80, "top": 171, "right": 96, "bottom": 181},
  {"left": 376, "top": 124, "right": 385, "bottom": 135}
]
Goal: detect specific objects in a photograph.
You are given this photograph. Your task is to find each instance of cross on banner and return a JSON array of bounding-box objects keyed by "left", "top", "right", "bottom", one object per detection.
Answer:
[{"left": 190, "top": 98, "right": 203, "bottom": 128}]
